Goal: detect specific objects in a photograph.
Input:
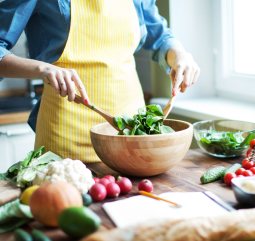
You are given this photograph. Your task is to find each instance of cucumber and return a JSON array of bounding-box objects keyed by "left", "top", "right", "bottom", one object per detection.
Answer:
[
  {"left": 31, "top": 229, "right": 52, "bottom": 241},
  {"left": 14, "top": 229, "right": 32, "bottom": 241},
  {"left": 82, "top": 193, "right": 93, "bottom": 207},
  {"left": 200, "top": 166, "right": 226, "bottom": 184},
  {"left": 220, "top": 163, "right": 242, "bottom": 181}
]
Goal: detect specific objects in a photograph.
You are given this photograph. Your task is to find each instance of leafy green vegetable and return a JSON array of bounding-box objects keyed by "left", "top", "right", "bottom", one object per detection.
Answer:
[
  {"left": 2, "top": 147, "right": 63, "bottom": 188},
  {"left": 197, "top": 130, "right": 255, "bottom": 156},
  {"left": 113, "top": 116, "right": 126, "bottom": 131},
  {"left": 113, "top": 104, "right": 175, "bottom": 136},
  {"left": 121, "top": 113, "right": 134, "bottom": 128},
  {"left": 160, "top": 126, "right": 175, "bottom": 134},
  {"left": 123, "top": 129, "right": 132, "bottom": 135}
]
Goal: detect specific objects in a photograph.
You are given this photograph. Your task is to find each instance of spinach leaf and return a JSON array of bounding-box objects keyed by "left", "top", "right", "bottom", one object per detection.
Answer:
[
  {"left": 138, "top": 107, "right": 146, "bottom": 116},
  {"left": 136, "top": 129, "right": 147, "bottom": 135},
  {"left": 160, "top": 126, "right": 175, "bottom": 134},
  {"left": 123, "top": 129, "right": 132, "bottom": 135},
  {"left": 113, "top": 116, "right": 126, "bottom": 130},
  {"left": 146, "top": 105, "right": 163, "bottom": 116},
  {"left": 115, "top": 105, "right": 175, "bottom": 135},
  {"left": 122, "top": 113, "right": 135, "bottom": 128}
]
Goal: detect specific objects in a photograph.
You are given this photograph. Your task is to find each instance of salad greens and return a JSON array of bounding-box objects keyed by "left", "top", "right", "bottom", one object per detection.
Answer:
[
  {"left": 1, "top": 146, "right": 62, "bottom": 188},
  {"left": 197, "top": 129, "right": 255, "bottom": 156},
  {"left": 113, "top": 104, "right": 175, "bottom": 135}
]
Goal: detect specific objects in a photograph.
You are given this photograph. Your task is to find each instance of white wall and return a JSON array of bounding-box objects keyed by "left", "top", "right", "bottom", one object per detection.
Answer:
[{"left": 170, "top": 0, "right": 215, "bottom": 100}]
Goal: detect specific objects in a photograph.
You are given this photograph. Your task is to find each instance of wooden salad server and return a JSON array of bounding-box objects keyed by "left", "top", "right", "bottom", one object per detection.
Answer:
[
  {"left": 162, "top": 86, "right": 181, "bottom": 122},
  {"left": 44, "top": 79, "right": 131, "bottom": 133}
]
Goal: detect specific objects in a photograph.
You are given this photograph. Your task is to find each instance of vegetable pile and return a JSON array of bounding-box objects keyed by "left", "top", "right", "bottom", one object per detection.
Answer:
[
  {"left": 33, "top": 158, "right": 95, "bottom": 194},
  {"left": 89, "top": 176, "right": 153, "bottom": 202},
  {"left": 200, "top": 138, "right": 255, "bottom": 186},
  {"left": 197, "top": 129, "right": 255, "bottom": 156},
  {"left": 2, "top": 146, "right": 62, "bottom": 188},
  {"left": 113, "top": 104, "right": 175, "bottom": 135}
]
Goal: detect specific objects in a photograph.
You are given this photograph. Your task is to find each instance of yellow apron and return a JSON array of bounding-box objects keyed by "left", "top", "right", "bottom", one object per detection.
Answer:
[{"left": 35, "top": 0, "right": 145, "bottom": 162}]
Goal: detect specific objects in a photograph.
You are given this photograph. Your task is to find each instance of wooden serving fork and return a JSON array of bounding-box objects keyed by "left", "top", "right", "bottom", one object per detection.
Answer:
[{"left": 44, "top": 79, "right": 128, "bottom": 132}]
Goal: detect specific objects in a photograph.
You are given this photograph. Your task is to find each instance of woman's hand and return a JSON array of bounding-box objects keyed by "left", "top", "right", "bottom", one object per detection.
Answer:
[
  {"left": 38, "top": 63, "right": 89, "bottom": 104},
  {"left": 166, "top": 46, "right": 200, "bottom": 96},
  {"left": 0, "top": 55, "right": 89, "bottom": 103}
]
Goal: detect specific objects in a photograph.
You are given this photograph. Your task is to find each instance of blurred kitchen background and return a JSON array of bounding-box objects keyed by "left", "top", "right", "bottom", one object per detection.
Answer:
[{"left": 1, "top": 0, "right": 255, "bottom": 172}]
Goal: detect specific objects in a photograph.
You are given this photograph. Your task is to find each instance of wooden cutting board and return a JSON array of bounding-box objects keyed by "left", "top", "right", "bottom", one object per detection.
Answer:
[{"left": 0, "top": 180, "right": 21, "bottom": 206}]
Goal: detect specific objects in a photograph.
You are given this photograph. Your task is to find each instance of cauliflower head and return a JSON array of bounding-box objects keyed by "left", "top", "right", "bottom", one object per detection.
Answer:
[{"left": 33, "top": 158, "right": 95, "bottom": 194}]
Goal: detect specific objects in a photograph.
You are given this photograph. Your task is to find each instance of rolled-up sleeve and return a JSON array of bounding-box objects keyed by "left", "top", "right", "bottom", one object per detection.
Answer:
[
  {"left": 0, "top": 0, "right": 37, "bottom": 81},
  {"left": 141, "top": 0, "right": 184, "bottom": 74}
]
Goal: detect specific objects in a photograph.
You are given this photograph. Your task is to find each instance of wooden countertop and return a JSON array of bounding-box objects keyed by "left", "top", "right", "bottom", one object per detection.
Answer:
[
  {"left": 0, "top": 149, "right": 244, "bottom": 241},
  {"left": 0, "top": 111, "right": 31, "bottom": 125}
]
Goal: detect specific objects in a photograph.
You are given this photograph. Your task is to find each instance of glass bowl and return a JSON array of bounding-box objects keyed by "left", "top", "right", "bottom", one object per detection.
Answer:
[{"left": 193, "top": 120, "right": 255, "bottom": 158}]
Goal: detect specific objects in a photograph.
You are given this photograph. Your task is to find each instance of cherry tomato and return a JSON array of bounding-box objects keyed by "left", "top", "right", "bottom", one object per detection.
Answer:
[
  {"left": 235, "top": 168, "right": 245, "bottom": 175},
  {"left": 242, "top": 158, "right": 250, "bottom": 166},
  {"left": 236, "top": 175, "right": 244, "bottom": 178},
  {"left": 243, "top": 161, "right": 254, "bottom": 170},
  {"left": 247, "top": 148, "right": 254, "bottom": 157},
  {"left": 243, "top": 170, "right": 253, "bottom": 177},
  {"left": 224, "top": 173, "right": 236, "bottom": 186},
  {"left": 250, "top": 139, "right": 255, "bottom": 149},
  {"left": 249, "top": 167, "right": 255, "bottom": 174}
]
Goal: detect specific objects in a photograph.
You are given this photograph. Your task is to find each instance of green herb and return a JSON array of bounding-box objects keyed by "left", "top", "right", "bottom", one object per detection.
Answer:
[
  {"left": 113, "top": 105, "right": 175, "bottom": 135},
  {"left": 197, "top": 130, "right": 255, "bottom": 156},
  {"left": 2, "top": 147, "right": 62, "bottom": 188}
]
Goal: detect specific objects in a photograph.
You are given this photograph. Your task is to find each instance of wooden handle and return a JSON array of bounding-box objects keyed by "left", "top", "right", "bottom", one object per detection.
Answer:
[
  {"left": 43, "top": 79, "right": 121, "bottom": 131},
  {"left": 162, "top": 86, "right": 181, "bottom": 120}
]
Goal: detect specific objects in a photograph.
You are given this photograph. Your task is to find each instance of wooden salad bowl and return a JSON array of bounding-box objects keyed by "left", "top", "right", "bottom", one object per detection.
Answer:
[{"left": 90, "top": 119, "right": 193, "bottom": 177}]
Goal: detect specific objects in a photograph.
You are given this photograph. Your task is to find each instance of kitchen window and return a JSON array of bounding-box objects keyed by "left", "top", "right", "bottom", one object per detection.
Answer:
[
  {"left": 213, "top": 0, "right": 255, "bottom": 102},
  {"left": 151, "top": 0, "right": 255, "bottom": 123}
]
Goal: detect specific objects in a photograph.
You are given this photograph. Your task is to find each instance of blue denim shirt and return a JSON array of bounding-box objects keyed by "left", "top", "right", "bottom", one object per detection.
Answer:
[{"left": 0, "top": 0, "right": 183, "bottom": 131}]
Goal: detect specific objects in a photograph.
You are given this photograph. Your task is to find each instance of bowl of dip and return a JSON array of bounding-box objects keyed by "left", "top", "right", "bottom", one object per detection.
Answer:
[{"left": 232, "top": 176, "right": 255, "bottom": 207}]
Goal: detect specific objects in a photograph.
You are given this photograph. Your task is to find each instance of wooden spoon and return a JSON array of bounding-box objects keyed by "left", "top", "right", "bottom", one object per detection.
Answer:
[
  {"left": 162, "top": 86, "right": 181, "bottom": 122},
  {"left": 44, "top": 79, "right": 131, "bottom": 132}
]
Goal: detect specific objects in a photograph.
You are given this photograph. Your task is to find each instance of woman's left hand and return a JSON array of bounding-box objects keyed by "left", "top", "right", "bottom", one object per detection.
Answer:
[{"left": 166, "top": 46, "right": 200, "bottom": 96}]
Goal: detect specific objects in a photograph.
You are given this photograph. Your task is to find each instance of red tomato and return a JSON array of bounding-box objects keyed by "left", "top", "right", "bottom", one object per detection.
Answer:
[
  {"left": 249, "top": 167, "right": 255, "bottom": 174},
  {"left": 242, "top": 158, "right": 250, "bottom": 166},
  {"left": 250, "top": 139, "right": 255, "bottom": 149},
  {"left": 235, "top": 168, "right": 245, "bottom": 175},
  {"left": 247, "top": 148, "right": 254, "bottom": 157},
  {"left": 243, "top": 170, "right": 253, "bottom": 177},
  {"left": 224, "top": 173, "right": 236, "bottom": 186},
  {"left": 243, "top": 161, "right": 254, "bottom": 170},
  {"left": 236, "top": 175, "right": 244, "bottom": 178}
]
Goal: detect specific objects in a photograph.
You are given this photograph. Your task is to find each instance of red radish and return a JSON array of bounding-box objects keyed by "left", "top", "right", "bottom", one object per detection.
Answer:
[
  {"left": 104, "top": 175, "right": 115, "bottom": 183},
  {"left": 116, "top": 176, "right": 132, "bottom": 194},
  {"left": 93, "top": 177, "right": 100, "bottom": 183},
  {"left": 106, "top": 183, "right": 121, "bottom": 198},
  {"left": 138, "top": 179, "right": 153, "bottom": 193},
  {"left": 89, "top": 183, "right": 107, "bottom": 201},
  {"left": 99, "top": 178, "right": 110, "bottom": 187}
]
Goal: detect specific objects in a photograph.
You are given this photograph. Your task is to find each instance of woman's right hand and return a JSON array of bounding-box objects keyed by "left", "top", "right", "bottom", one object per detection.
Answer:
[{"left": 38, "top": 63, "right": 89, "bottom": 104}]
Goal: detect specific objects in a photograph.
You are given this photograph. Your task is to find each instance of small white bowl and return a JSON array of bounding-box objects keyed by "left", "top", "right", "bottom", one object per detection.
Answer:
[{"left": 232, "top": 176, "right": 255, "bottom": 207}]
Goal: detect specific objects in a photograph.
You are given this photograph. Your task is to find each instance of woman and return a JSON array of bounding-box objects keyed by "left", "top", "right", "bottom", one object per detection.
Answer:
[{"left": 0, "top": 0, "right": 200, "bottom": 163}]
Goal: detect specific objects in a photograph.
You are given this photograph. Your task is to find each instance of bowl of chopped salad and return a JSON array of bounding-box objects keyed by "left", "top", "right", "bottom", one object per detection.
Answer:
[{"left": 193, "top": 120, "right": 255, "bottom": 158}]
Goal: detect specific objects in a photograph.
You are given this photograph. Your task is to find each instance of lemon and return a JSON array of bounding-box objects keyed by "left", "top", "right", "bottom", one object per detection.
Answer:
[{"left": 20, "top": 185, "right": 40, "bottom": 205}]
